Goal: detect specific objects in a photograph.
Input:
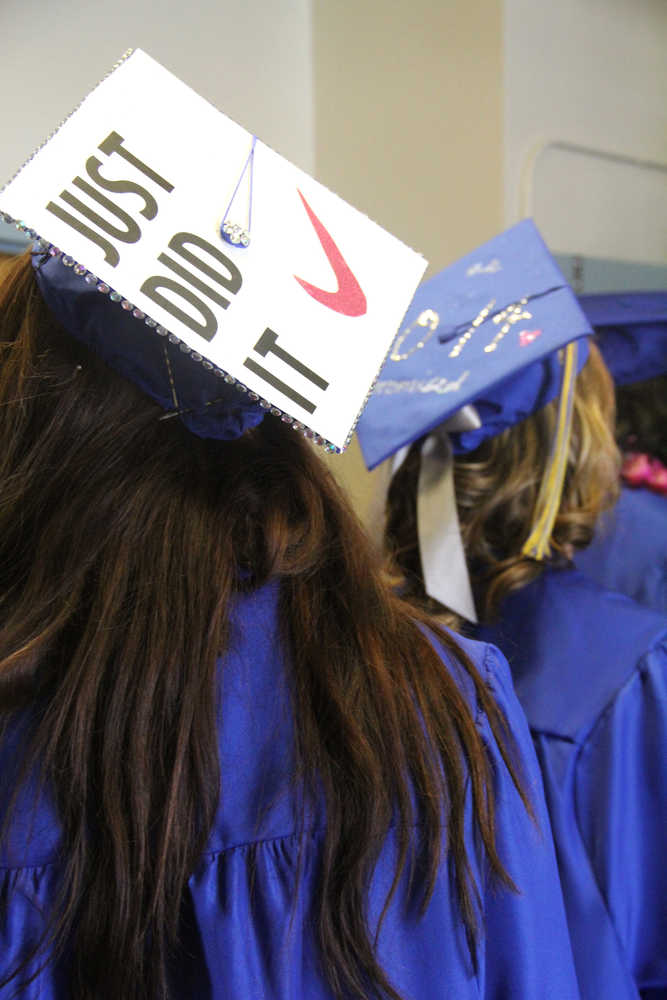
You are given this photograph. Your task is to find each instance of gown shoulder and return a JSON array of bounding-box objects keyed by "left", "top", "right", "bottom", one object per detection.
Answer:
[{"left": 1, "top": 582, "right": 580, "bottom": 999}]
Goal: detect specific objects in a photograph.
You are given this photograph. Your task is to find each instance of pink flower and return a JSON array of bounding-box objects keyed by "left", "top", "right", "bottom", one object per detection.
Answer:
[
  {"left": 648, "top": 459, "right": 667, "bottom": 496},
  {"left": 621, "top": 452, "right": 653, "bottom": 487},
  {"left": 621, "top": 453, "right": 667, "bottom": 496}
]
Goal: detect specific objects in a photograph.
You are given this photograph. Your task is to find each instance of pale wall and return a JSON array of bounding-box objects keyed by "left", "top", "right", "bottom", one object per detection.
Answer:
[
  {"left": 504, "top": 0, "right": 667, "bottom": 262},
  {"left": 313, "top": 0, "right": 505, "bottom": 533},
  {"left": 0, "top": 0, "right": 315, "bottom": 185}
]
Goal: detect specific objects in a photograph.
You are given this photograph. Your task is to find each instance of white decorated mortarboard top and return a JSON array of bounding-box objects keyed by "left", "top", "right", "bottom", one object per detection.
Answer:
[{"left": 0, "top": 48, "right": 427, "bottom": 452}]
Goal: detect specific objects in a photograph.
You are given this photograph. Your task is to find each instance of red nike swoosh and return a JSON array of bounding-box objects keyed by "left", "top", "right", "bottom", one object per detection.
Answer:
[{"left": 294, "top": 189, "right": 367, "bottom": 317}]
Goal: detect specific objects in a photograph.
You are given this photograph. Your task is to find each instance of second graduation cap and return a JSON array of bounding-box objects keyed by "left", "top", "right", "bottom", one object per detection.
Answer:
[{"left": 357, "top": 219, "right": 592, "bottom": 469}]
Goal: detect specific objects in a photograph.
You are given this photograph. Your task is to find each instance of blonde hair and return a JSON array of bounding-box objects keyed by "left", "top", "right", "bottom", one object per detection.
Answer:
[{"left": 386, "top": 342, "right": 621, "bottom": 623}]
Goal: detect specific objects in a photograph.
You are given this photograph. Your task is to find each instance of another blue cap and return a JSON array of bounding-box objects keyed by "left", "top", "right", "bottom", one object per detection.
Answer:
[
  {"left": 578, "top": 291, "right": 667, "bottom": 386},
  {"left": 33, "top": 252, "right": 266, "bottom": 441},
  {"left": 356, "top": 219, "right": 591, "bottom": 469}
]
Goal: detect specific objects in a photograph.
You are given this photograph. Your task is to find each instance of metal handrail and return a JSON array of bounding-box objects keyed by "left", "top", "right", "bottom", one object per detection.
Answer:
[{"left": 518, "top": 138, "right": 667, "bottom": 219}]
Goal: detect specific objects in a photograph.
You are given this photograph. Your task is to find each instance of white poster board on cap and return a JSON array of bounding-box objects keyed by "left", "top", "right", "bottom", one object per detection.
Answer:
[{"left": 0, "top": 49, "right": 427, "bottom": 450}]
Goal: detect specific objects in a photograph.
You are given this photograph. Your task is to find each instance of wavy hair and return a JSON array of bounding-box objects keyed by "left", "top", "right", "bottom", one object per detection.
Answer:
[
  {"left": 0, "top": 254, "right": 528, "bottom": 1000},
  {"left": 386, "top": 342, "right": 620, "bottom": 622}
]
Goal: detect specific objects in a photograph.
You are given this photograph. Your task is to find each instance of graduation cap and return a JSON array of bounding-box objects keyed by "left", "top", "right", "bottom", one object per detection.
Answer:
[
  {"left": 578, "top": 291, "right": 667, "bottom": 386},
  {"left": 356, "top": 220, "right": 593, "bottom": 620},
  {"left": 1, "top": 49, "right": 427, "bottom": 452}
]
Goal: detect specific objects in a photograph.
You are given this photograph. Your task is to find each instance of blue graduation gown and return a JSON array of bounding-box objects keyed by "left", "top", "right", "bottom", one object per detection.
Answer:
[
  {"left": 477, "top": 568, "right": 667, "bottom": 1000},
  {"left": 575, "top": 487, "right": 667, "bottom": 615},
  {"left": 0, "top": 581, "right": 580, "bottom": 998}
]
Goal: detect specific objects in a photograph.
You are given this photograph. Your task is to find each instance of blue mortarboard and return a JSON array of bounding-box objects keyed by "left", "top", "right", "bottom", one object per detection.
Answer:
[
  {"left": 578, "top": 291, "right": 667, "bottom": 386},
  {"left": 356, "top": 220, "right": 593, "bottom": 619},
  {"left": 33, "top": 252, "right": 266, "bottom": 440},
  {"left": 357, "top": 219, "right": 591, "bottom": 470}
]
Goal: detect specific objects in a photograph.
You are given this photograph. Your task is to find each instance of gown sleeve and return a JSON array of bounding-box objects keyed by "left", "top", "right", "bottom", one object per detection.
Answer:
[
  {"left": 527, "top": 631, "right": 667, "bottom": 1000},
  {"left": 573, "top": 638, "right": 667, "bottom": 997},
  {"left": 368, "top": 635, "right": 580, "bottom": 999},
  {"left": 473, "top": 642, "right": 582, "bottom": 1000}
]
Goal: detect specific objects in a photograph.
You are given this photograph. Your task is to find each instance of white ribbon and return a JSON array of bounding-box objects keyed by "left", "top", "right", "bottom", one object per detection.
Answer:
[{"left": 393, "top": 405, "right": 481, "bottom": 622}]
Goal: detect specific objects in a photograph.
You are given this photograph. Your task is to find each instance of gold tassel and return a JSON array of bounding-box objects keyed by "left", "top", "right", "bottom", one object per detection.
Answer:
[{"left": 522, "top": 341, "right": 578, "bottom": 560}]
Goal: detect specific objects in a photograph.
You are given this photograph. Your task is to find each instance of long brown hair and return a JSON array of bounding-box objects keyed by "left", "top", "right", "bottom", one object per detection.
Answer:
[
  {"left": 0, "top": 253, "right": 528, "bottom": 999},
  {"left": 386, "top": 342, "right": 620, "bottom": 622}
]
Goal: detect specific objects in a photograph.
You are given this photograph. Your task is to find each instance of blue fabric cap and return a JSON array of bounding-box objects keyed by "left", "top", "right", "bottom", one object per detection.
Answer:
[
  {"left": 32, "top": 252, "right": 265, "bottom": 441},
  {"left": 578, "top": 291, "right": 667, "bottom": 386},
  {"left": 356, "top": 220, "right": 591, "bottom": 469}
]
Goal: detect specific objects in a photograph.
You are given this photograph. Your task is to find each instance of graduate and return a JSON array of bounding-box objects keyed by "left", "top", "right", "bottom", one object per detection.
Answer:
[
  {"left": 357, "top": 220, "right": 667, "bottom": 1000},
  {"left": 0, "top": 54, "right": 580, "bottom": 999},
  {"left": 575, "top": 291, "right": 667, "bottom": 614}
]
